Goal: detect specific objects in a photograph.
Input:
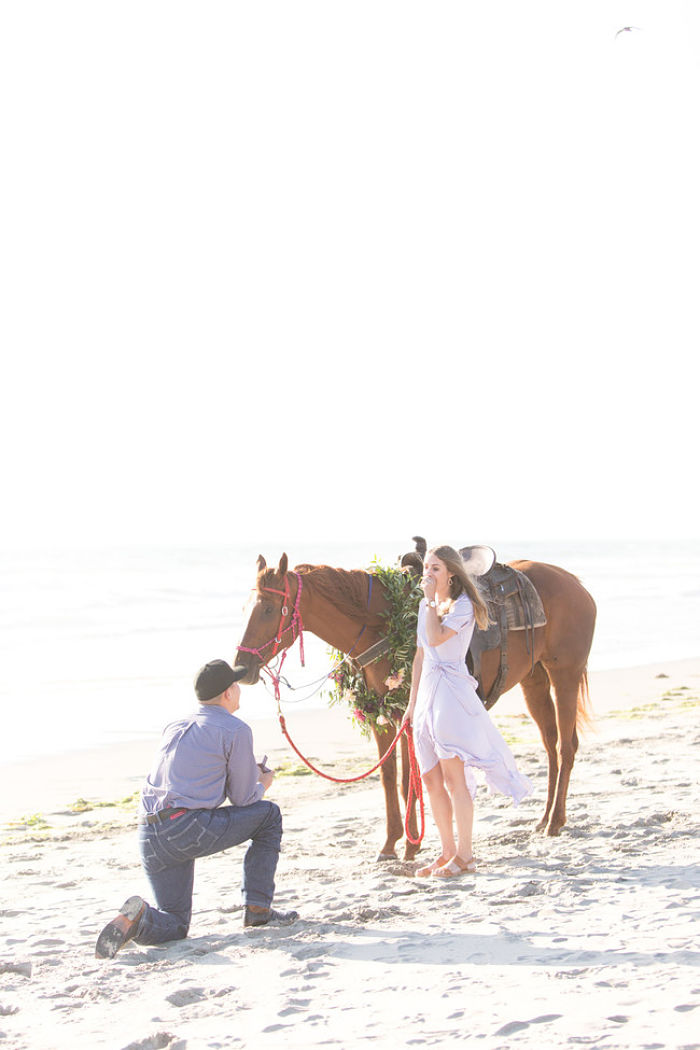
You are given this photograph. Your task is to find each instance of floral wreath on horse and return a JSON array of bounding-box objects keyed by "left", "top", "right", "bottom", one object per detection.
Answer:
[{"left": 326, "top": 560, "right": 422, "bottom": 735}]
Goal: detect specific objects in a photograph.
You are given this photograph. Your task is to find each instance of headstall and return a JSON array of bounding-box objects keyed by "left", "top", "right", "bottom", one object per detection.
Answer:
[{"left": 237, "top": 571, "right": 306, "bottom": 674}]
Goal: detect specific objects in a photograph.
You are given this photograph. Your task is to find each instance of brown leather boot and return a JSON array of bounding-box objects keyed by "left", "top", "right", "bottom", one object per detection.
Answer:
[
  {"left": 243, "top": 905, "right": 299, "bottom": 928},
  {"left": 95, "top": 896, "right": 146, "bottom": 959}
]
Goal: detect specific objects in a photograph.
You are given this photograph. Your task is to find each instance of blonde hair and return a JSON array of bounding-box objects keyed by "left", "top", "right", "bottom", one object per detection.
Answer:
[{"left": 428, "top": 545, "right": 490, "bottom": 631}]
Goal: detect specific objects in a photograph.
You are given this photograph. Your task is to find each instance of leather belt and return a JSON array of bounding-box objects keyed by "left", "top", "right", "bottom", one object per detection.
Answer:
[{"left": 139, "top": 807, "right": 188, "bottom": 826}]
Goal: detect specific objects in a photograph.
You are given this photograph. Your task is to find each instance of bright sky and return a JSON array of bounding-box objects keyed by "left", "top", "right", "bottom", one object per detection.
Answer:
[{"left": 2, "top": 1, "right": 699, "bottom": 550}]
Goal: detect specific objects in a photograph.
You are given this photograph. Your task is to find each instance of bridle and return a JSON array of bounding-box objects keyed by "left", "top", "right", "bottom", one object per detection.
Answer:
[{"left": 237, "top": 570, "right": 306, "bottom": 674}]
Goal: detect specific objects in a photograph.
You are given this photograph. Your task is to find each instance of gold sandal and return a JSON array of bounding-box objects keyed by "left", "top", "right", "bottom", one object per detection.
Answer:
[
  {"left": 432, "top": 855, "right": 476, "bottom": 878},
  {"left": 415, "top": 855, "right": 447, "bottom": 878}
]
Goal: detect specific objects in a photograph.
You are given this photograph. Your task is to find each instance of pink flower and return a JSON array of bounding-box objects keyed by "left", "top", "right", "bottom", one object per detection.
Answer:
[
  {"left": 384, "top": 669, "right": 405, "bottom": 692},
  {"left": 376, "top": 715, "right": 390, "bottom": 726},
  {"left": 353, "top": 708, "right": 367, "bottom": 724}
]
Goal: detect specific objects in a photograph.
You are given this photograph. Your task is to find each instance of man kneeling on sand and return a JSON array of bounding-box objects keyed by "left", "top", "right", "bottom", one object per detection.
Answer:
[{"left": 95, "top": 659, "right": 298, "bottom": 959}]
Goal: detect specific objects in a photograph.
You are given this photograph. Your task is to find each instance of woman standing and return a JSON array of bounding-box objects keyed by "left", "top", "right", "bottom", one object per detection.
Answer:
[{"left": 403, "top": 545, "right": 533, "bottom": 878}]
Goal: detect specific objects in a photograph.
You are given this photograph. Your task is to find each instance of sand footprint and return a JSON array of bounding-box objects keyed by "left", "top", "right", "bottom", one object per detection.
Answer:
[
  {"left": 330, "top": 821, "right": 357, "bottom": 838},
  {"left": 495, "top": 1013, "right": 562, "bottom": 1036},
  {"left": 165, "top": 986, "right": 208, "bottom": 1008},
  {"left": 279, "top": 966, "right": 302, "bottom": 978},
  {"left": 278, "top": 997, "right": 311, "bottom": 1017},
  {"left": 119, "top": 1033, "right": 185, "bottom": 1050},
  {"left": 0, "top": 961, "right": 32, "bottom": 977},
  {"left": 290, "top": 944, "right": 327, "bottom": 960},
  {"left": 352, "top": 905, "right": 403, "bottom": 922}
]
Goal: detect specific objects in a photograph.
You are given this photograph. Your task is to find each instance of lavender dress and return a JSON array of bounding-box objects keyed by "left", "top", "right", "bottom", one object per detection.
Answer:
[{"left": 413, "top": 594, "right": 533, "bottom": 804}]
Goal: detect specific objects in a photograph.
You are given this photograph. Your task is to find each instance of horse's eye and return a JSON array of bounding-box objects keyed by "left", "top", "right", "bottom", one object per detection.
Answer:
[{"left": 263, "top": 604, "right": 274, "bottom": 616}]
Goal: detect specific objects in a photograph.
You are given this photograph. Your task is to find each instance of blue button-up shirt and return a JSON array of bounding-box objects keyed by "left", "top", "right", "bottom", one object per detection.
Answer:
[{"left": 140, "top": 704, "right": 265, "bottom": 816}]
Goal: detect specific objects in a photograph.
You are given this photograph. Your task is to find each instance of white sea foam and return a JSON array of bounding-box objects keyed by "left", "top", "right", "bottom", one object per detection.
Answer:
[{"left": 2, "top": 538, "right": 699, "bottom": 762}]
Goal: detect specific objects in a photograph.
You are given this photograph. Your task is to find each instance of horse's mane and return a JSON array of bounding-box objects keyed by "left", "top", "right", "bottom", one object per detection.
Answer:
[{"left": 294, "top": 563, "right": 384, "bottom": 627}]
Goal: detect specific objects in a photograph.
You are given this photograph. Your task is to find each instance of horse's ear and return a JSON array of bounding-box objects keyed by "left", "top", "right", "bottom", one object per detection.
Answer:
[
  {"left": 278, "top": 553, "right": 288, "bottom": 577},
  {"left": 412, "top": 535, "right": 427, "bottom": 558},
  {"left": 256, "top": 555, "right": 267, "bottom": 574}
]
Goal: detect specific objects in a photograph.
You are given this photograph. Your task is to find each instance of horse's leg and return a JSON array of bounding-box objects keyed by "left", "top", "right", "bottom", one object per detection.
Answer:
[
  {"left": 541, "top": 663, "right": 583, "bottom": 836},
  {"left": 372, "top": 725, "right": 403, "bottom": 860},
  {"left": 519, "top": 662, "right": 559, "bottom": 832},
  {"left": 399, "top": 732, "right": 420, "bottom": 860}
]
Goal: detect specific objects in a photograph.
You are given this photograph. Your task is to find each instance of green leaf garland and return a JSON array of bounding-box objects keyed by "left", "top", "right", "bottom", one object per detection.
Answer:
[{"left": 326, "top": 560, "right": 423, "bottom": 736}]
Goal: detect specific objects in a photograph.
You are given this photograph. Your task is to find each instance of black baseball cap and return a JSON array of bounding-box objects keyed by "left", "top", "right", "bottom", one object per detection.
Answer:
[{"left": 194, "top": 659, "right": 247, "bottom": 702}]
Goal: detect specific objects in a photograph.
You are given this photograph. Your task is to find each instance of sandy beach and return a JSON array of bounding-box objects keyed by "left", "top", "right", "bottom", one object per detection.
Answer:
[{"left": 1, "top": 658, "right": 699, "bottom": 1049}]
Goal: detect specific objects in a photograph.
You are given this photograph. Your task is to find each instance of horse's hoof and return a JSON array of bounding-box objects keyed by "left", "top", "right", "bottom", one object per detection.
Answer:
[
  {"left": 376, "top": 852, "right": 398, "bottom": 862},
  {"left": 535, "top": 818, "right": 548, "bottom": 833},
  {"left": 546, "top": 824, "right": 563, "bottom": 837}
]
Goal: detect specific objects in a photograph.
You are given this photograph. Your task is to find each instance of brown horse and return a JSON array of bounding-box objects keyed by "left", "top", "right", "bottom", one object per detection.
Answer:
[{"left": 234, "top": 552, "right": 596, "bottom": 859}]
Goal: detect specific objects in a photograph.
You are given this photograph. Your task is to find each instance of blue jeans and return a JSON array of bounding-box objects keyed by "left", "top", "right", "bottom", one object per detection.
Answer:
[{"left": 135, "top": 801, "right": 282, "bottom": 945}]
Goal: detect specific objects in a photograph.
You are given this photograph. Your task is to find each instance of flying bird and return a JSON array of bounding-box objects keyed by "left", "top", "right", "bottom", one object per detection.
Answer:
[{"left": 615, "top": 26, "right": 642, "bottom": 38}]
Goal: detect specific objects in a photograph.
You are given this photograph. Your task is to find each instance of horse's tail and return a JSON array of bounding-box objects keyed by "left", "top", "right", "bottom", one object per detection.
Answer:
[{"left": 576, "top": 669, "right": 593, "bottom": 730}]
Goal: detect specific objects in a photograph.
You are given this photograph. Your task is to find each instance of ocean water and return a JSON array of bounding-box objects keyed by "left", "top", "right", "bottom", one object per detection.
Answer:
[{"left": 2, "top": 538, "right": 699, "bottom": 763}]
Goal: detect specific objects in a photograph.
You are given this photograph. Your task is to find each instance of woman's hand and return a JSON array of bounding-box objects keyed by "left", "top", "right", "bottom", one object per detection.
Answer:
[
  {"left": 421, "top": 572, "right": 437, "bottom": 601},
  {"left": 401, "top": 703, "right": 415, "bottom": 729}
]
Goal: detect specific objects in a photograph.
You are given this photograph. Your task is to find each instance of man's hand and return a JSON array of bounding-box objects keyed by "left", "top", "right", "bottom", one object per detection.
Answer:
[{"left": 260, "top": 770, "right": 275, "bottom": 792}]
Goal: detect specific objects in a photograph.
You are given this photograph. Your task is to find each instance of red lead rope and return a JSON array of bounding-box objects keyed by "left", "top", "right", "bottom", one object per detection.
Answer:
[{"left": 277, "top": 712, "right": 425, "bottom": 846}]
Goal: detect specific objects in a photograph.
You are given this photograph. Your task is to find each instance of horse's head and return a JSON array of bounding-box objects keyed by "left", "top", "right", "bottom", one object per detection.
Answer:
[
  {"left": 399, "top": 535, "right": 427, "bottom": 578},
  {"left": 234, "top": 553, "right": 297, "bottom": 684}
]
